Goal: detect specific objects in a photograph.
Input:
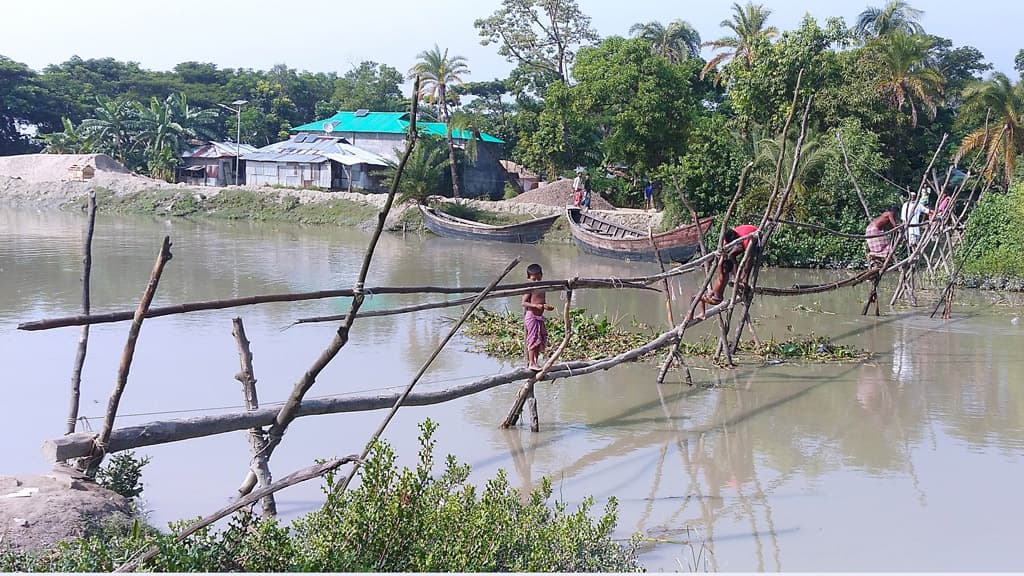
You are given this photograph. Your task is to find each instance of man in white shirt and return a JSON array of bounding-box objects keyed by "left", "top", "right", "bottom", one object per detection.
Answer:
[
  {"left": 901, "top": 193, "right": 932, "bottom": 248},
  {"left": 572, "top": 172, "right": 584, "bottom": 206}
]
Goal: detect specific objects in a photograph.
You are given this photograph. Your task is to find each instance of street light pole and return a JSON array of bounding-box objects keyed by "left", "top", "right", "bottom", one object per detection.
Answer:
[{"left": 218, "top": 99, "right": 248, "bottom": 186}]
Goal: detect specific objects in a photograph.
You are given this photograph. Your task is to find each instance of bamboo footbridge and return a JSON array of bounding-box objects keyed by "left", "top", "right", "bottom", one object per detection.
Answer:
[{"left": 15, "top": 73, "right": 989, "bottom": 571}]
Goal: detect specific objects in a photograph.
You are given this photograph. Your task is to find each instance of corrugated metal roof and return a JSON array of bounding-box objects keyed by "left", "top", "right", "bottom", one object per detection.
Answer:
[
  {"left": 291, "top": 111, "right": 504, "bottom": 144},
  {"left": 241, "top": 135, "right": 390, "bottom": 166},
  {"left": 182, "top": 141, "right": 257, "bottom": 159}
]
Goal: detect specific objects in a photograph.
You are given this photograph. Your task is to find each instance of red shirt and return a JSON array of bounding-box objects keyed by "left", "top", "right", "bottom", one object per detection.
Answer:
[{"left": 733, "top": 224, "right": 758, "bottom": 249}]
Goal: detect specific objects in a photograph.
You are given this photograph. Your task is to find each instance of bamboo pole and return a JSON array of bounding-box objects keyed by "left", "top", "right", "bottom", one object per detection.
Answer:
[
  {"left": 21, "top": 279, "right": 658, "bottom": 332},
  {"left": 289, "top": 281, "right": 657, "bottom": 327},
  {"left": 334, "top": 257, "right": 520, "bottom": 491},
  {"left": 648, "top": 228, "right": 691, "bottom": 384},
  {"left": 255, "top": 78, "right": 422, "bottom": 477},
  {"left": 502, "top": 284, "right": 574, "bottom": 429},
  {"left": 675, "top": 181, "right": 734, "bottom": 367},
  {"left": 67, "top": 191, "right": 97, "bottom": 435},
  {"left": 114, "top": 454, "right": 361, "bottom": 573},
  {"left": 835, "top": 132, "right": 872, "bottom": 220},
  {"left": 83, "top": 236, "right": 173, "bottom": 475},
  {"left": 231, "top": 318, "right": 276, "bottom": 516},
  {"left": 654, "top": 162, "right": 753, "bottom": 384}
]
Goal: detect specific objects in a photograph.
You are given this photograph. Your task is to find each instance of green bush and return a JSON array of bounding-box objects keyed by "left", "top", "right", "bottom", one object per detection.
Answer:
[
  {"left": 96, "top": 451, "right": 151, "bottom": 499},
  {"left": 1, "top": 421, "right": 640, "bottom": 572},
  {"left": 958, "top": 182, "right": 1024, "bottom": 282}
]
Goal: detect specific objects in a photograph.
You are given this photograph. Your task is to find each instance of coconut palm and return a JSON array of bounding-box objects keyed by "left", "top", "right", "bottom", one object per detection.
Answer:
[
  {"left": 853, "top": 1, "right": 924, "bottom": 39},
  {"left": 409, "top": 45, "right": 471, "bottom": 197},
  {"left": 873, "top": 32, "right": 944, "bottom": 127},
  {"left": 955, "top": 73, "right": 1024, "bottom": 185},
  {"left": 700, "top": 2, "right": 779, "bottom": 83},
  {"left": 629, "top": 19, "right": 702, "bottom": 63}
]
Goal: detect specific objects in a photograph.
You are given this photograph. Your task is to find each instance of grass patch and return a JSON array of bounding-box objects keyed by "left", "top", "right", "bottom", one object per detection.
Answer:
[
  {"left": 465, "top": 308, "right": 868, "bottom": 364},
  {"left": 439, "top": 202, "right": 528, "bottom": 226},
  {"left": 71, "top": 188, "right": 379, "bottom": 226}
]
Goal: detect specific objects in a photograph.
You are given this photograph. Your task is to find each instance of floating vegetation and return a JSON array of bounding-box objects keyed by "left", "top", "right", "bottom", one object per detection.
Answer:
[{"left": 464, "top": 309, "right": 869, "bottom": 364}]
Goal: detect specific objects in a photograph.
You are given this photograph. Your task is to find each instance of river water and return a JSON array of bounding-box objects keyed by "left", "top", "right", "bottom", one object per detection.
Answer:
[{"left": 1, "top": 207, "right": 1022, "bottom": 571}]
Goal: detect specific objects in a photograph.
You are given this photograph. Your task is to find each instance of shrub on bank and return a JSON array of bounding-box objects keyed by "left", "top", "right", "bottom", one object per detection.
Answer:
[
  {"left": 957, "top": 182, "right": 1024, "bottom": 286},
  {"left": 0, "top": 421, "right": 640, "bottom": 572}
]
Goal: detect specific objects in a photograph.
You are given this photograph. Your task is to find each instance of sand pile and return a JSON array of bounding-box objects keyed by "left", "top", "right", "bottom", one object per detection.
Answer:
[
  {"left": 0, "top": 153, "right": 131, "bottom": 182},
  {"left": 508, "top": 178, "right": 616, "bottom": 210}
]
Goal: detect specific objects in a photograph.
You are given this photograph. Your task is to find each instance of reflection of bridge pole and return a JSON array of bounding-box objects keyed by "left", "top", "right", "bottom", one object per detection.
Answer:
[{"left": 501, "top": 429, "right": 535, "bottom": 499}]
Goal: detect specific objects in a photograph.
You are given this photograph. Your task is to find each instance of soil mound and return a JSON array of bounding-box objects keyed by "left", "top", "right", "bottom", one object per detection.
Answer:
[
  {"left": 0, "top": 154, "right": 130, "bottom": 182},
  {"left": 0, "top": 472, "right": 133, "bottom": 552},
  {"left": 508, "top": 178, "right": 616, "bottom": 210}
]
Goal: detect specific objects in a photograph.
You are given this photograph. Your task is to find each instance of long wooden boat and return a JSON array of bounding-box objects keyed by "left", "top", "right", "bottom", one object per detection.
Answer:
[
  {"left": 565, "top": 207, "right": 715, "bottom": 263},
  {"left": 418, "top": 204, "right": 560, "bottom": 244}
]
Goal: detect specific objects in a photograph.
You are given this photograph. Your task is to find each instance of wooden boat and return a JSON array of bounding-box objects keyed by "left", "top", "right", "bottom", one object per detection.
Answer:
[
  {"left": 418, "top": 204, "right": 560, "bottom": 244},
  {"left": 565, "top": 207, "right": 715, "bottom": 263}
]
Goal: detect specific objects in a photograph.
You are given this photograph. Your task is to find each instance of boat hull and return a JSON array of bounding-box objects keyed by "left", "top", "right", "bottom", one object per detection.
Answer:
[
  {"left": 566, "top": 207, "right": 714, "bottom": 263},
  {"left": 419, "top": 205, "right": 559, "bottom": 244}
]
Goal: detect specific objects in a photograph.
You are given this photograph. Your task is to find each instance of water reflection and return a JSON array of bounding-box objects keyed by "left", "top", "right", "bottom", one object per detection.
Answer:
[{"left": 2, "top": 207, "right": 1022, "bottom": 571}]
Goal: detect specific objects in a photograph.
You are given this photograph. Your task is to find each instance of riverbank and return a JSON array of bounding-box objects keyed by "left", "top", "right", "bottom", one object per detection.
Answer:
[{"left": 0, "top": 172, "right": 664, "bottom": 244}]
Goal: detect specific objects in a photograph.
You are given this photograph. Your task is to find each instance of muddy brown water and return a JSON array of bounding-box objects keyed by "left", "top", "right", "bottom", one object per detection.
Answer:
[{"left": 1, "top": 207, "right": 1022, "bottom": 571}]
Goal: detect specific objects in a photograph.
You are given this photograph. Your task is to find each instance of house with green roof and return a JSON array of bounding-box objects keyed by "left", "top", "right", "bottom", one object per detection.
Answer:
[{"left": 291, "top": 110, "right": 506, "bottom": 198}]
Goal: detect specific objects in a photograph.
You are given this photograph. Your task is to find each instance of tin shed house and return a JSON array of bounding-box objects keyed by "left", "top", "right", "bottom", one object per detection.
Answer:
[
  {"left": 178, "top": 141, "right": 256, "bottom": 186},
  {"left": 291, "top": 110, "right": 506, "bottom": 198},
  {"left": 242, "top": 134, "right": 390, "bottom": 191}
]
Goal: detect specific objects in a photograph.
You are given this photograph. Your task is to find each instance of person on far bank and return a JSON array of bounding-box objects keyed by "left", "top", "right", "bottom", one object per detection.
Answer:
[
  {"left": 523, "top": 263, "right": 555, "bottom": 371},
  {"left": 572, "top": 171, "right": 584, "bottom": 207},
  {"left": 901, "top": 192, "right": 932, "bottom": 249},
  {"left": 865, "top": 206, "right": 900, "bottom": 267},
  {"left": 644, "top": 179, "right": 655, "bottom": 211},
  {"left": 582, "top": 173, "right": 593, "bottom": 210}
]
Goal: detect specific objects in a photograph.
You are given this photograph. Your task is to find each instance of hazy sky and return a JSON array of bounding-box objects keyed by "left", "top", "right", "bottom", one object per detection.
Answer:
[{"left": 3, "top": 0, "right": 1020, "bottom": 84}]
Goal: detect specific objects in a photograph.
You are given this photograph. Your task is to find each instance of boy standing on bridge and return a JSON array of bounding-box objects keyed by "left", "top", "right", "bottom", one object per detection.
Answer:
[{"left": 523, "top": 263, "right": 555, "bottom": 371}]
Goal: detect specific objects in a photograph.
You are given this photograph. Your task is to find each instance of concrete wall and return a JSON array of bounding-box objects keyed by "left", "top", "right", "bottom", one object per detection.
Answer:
[{"left": 336, "top": 132, "right": 406, "bottom": 162}]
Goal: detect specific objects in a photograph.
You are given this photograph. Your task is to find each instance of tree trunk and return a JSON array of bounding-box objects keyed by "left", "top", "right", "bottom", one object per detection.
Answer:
[{"left": 441, "top": 84, "right": 461, "bottom": 198}]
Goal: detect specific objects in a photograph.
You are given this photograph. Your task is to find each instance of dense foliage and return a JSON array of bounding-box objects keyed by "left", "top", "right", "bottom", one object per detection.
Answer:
[
  {"left": 0, "top": 421, "right": 640, "bottom": 572},
  {"left": 1, "top": 0, "right": 1020, "bottom": 271},
  {"left": 957, "top": 183, "right": 1024, "bottom": 282}
]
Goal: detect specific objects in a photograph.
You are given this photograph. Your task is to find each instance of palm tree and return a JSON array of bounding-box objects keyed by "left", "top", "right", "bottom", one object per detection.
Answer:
[
  {"left": 80, "top": 95, "right": 137, "bottom": 165},
  {"left": 873, "top": 32, "right": 944, "bottom": 127},
  {"left": 409, "top": 44, "right": 470, "bottom": 198},
  {"left": 700, "top": 2, "right": 779, "bottom": 83},
  {"left": 377, "top": 136, "right": 450, "bottom": 205},
  {"left": 853, "top": 1, "right": 924, "bottom": 39},
  {"left": 751, "top": 130, "right": 827, "bottom": 219},
  {"left": 956, "top": 73, "right": 1024, "bottom": 185},
  {"left": 629, "top": 19, "right": 701, "bottom": 63}
]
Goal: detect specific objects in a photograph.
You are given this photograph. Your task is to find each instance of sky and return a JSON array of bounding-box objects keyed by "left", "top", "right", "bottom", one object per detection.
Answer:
[{"left": 3, "top": 0, "right": 1022, "bottom": 85}]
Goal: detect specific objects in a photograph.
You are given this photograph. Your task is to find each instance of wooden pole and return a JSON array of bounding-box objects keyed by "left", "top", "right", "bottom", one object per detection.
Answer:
[
  {"left": 334, "top": 257, "right": 520, "bottom": 491},
  {"left": 21, "top": 278, "right": 658, "bottom": 332},
  {"left": 83, "top": 236, "right": 173, "bottom": 475},
  {"left": 231, "top": 318, "right": 276, "bottom": 516},
  {"left": 67, "top": 191, "right": 97, "bottom": 435},
  {"left": 648, "top": 228, "right": 691, "bottom": 384},
  {"left": 654, "top": 162, "right": 753, "bottom": 384},
  {"left": 256, "top": 78, "right": 422, "bottom": 475},
  {"left": 835, "top": 131, "right": 873, "bottom": 220},
  {"left": 675, "top": 181, "right": 734, "bottom": 367}
]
